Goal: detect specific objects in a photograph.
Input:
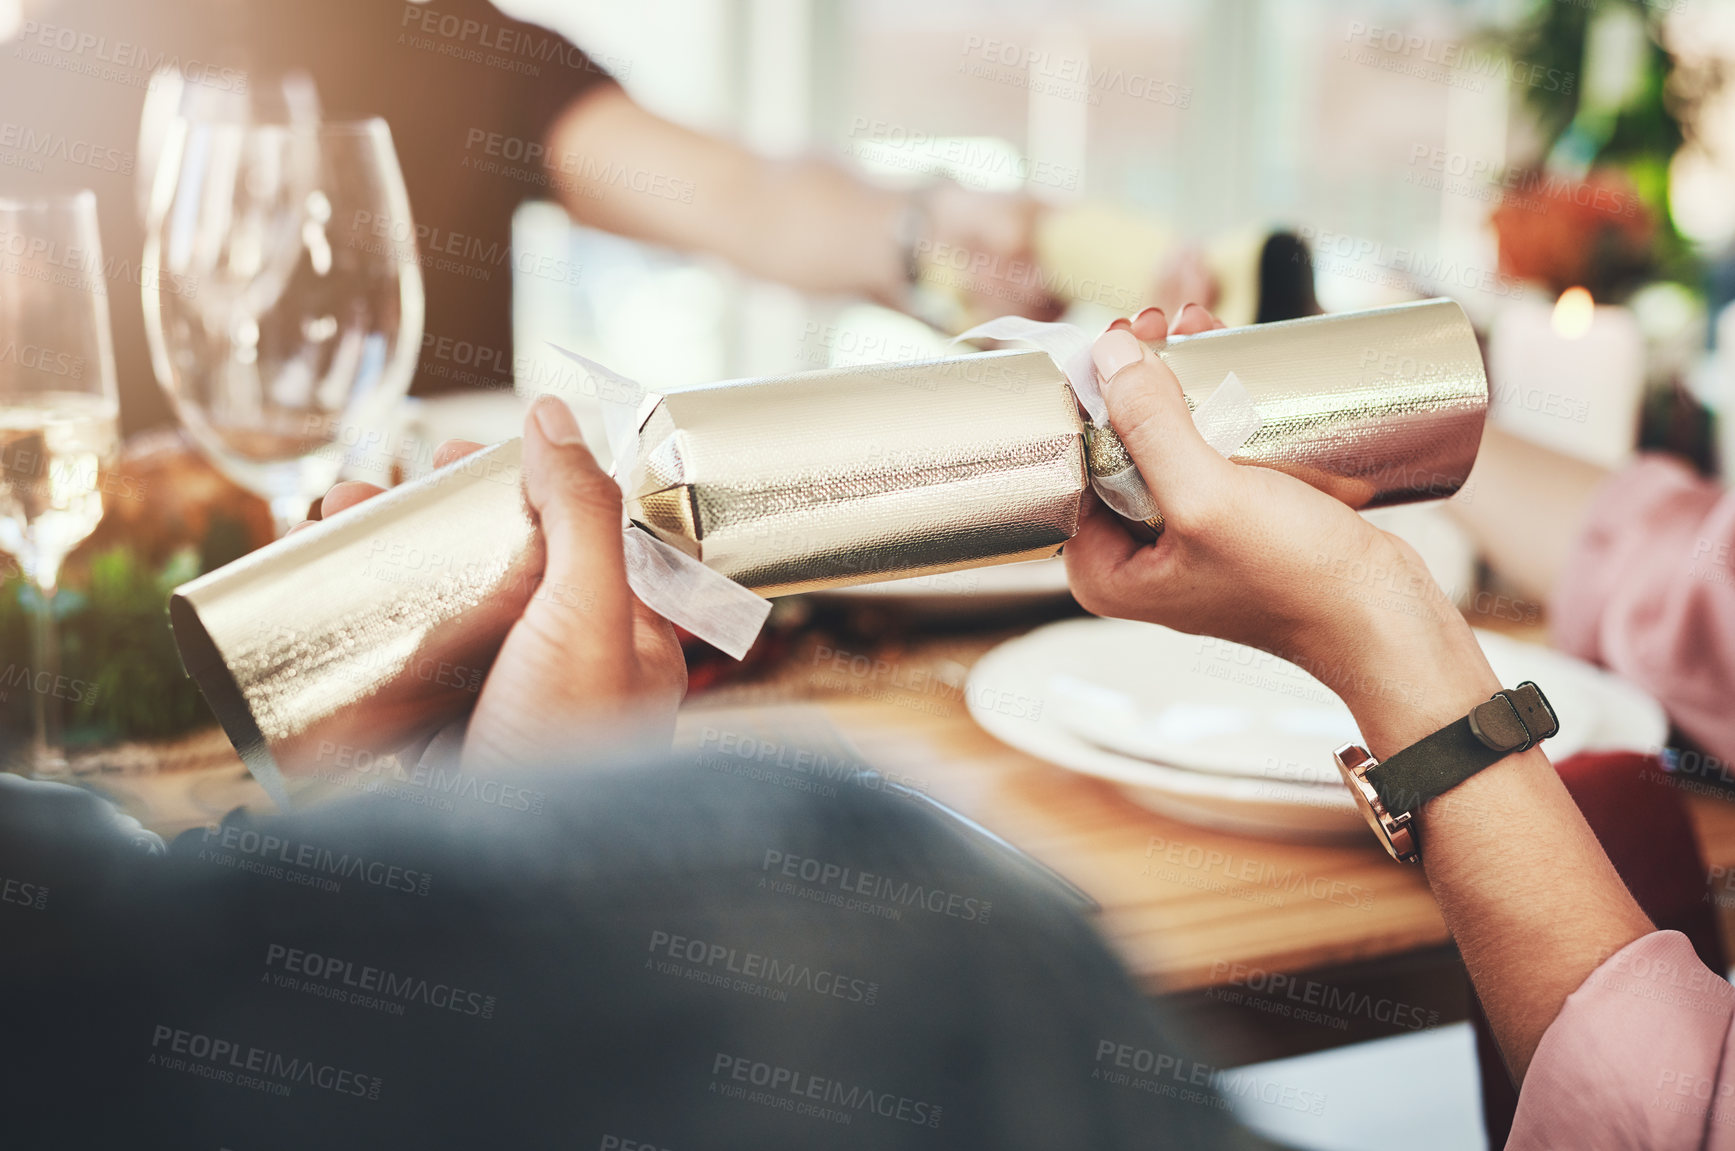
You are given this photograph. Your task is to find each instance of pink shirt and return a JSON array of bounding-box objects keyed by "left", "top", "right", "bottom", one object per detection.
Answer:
[
  {"left": 1551, "top": 455, "right": 1735, "bottom": 766},
  {"left": 1509, "top": 931, "right": 1735, "bottom": 1149},
  {"left": 1512, "top": 457, "right": 1735, "bottom": 1148}
]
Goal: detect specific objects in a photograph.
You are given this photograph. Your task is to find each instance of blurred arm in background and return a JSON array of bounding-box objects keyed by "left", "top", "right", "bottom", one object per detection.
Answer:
[
  {"left": 543, "top": 85, "right": 1056, "bottom": 320},
  {"left": 1450, "top": 426, "right": 1735, "bottom": 763},
  {"left": 1448, "top": 425, "right": 1610, "bottom": 604}
]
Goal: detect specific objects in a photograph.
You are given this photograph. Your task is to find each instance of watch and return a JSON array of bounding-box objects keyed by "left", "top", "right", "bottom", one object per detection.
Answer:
[{"left": 1333, "top": 682, "right": 1559, "bottom": 863}]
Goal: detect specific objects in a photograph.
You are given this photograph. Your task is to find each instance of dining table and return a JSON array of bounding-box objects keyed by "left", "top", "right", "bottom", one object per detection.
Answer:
[{"left": 83, "top": 597, "right": 1735, "bottom": 1069}]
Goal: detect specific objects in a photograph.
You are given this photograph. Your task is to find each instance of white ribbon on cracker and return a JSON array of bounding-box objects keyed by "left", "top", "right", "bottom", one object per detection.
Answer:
[
  {"left": 1087, "top": 453, "right": 1165, "bottom": 523},
  {"left": 549, "top": 344, "right": 772, "bottom": 661},
  {"left": 953, "top": 318, "right": 1265, "bottom": 519}
]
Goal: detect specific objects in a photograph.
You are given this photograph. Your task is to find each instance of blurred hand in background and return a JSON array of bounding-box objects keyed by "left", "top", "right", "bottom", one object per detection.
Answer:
[
  {"left": 1148, "top": 244, "right": 1221, "bottom": 320},
  {"left": 912, "top": 182, "right": 1063, "bottom": 324},
  {"left": 548, "top": 86, "right": 1060, "bottom": 329}
]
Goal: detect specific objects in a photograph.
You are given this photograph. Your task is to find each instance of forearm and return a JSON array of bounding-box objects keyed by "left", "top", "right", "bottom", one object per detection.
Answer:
[
  {"left": 1301, "top": 563, "right": 1651, "bottom": 1081},
  {"left": 545, "top": 86, "right": 908, "bottom": 302},
  {"left": 1076, "top": 317, "right": 1657, "bottom": 1085},
  {"left": 1418, "top": 743, "right": 1651, "bottom": 1080},
  {"left": 1447, "top": 425, "right": 1608, "bottom": 604}
]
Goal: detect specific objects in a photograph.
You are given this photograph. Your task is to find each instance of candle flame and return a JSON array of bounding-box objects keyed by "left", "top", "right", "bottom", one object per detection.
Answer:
[{"left": 1552, "top": 287, "right": 1595, "bottom": 340}]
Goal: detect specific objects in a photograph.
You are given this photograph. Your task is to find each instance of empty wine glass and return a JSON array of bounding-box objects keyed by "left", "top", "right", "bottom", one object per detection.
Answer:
[
  {"left": 135, "top": 67, "right": 322, "bottom": 225},
  {"left": 143, "top": 117, "right": 424, "bottom": 535},
  {"left": 0, "top": 191, "right": 121, "bottom": 776}
]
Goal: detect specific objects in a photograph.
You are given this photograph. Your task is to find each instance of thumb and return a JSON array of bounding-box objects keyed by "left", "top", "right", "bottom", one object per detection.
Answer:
[
  {"left": 521, "top": 396, "right": 634, "bottom": 636},
  {"left": 1091, "top": 328, "right": 1231, "bottom": 525}
]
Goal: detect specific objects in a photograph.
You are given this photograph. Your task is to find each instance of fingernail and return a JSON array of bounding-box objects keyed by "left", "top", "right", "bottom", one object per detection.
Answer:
[
  {"left": 1178, "top": 302, "right": 1207, "bottom": 324},
  {"left": 1134, "top": 306, "right": 1164, "bottom": 324},
  {"left": 531, "top": 395, "right": 583, "bottom": 446},
  {"left": 1107, "top": 317, "right": 1132, "bottom": 332},
  {"left": 1092, "top": 329, "right": 1144, "bottom": 388}
]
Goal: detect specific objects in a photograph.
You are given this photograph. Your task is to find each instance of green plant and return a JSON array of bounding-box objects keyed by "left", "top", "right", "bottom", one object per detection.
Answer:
[
  {"left": 1501, "top": 0, "right": 1703, "bottom": 286},
  {"left": 0, "top": 514, "right": 257, "bottom": 751}
]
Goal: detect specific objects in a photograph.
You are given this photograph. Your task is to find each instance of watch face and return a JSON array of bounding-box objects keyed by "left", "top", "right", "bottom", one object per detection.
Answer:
[
  {"left": 1336, "top": 758, "right": 1391, "bottom": 844},
  {"left": 1333, "top": 743, "right": 1417, "bottom": 863}
]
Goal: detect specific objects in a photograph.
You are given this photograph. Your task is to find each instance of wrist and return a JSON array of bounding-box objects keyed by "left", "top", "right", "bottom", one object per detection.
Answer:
[
  {"left": 1289, "top": 562, "right": 1500, "bottom": 760},
  {"left": 876, "top": 187, "right": 931, "bottom": 309},
  {"left": 1346, "top": 623, "right": 1500, "bottom": 760}
]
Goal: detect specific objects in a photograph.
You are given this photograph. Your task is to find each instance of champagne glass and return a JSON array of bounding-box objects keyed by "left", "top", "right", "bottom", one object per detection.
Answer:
[
  {"left": 143, "top": 118, "right": 424, "bottom": 535},
  {"left": 0, "top": 191, "right": 121, "bottom": 777}
]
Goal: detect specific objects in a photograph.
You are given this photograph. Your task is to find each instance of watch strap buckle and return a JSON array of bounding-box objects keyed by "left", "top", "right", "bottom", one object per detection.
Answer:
[{"left": 1468, "top": 681, "right": 1559, "bottom": 754}]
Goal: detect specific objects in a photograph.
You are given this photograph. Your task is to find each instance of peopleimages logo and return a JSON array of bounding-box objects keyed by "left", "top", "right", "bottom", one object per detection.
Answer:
[
  {"left": 0, "top": 340, "right": 81, "bottom": 378},
  {"left": 1341, "top": 22, "right": 1574, "bottom": 95},
  {"left": 315, "top": 742, "right": 546, "bottom": 817},
  {"left": 1206, "top": 960, "right": 1441, "bottom": 1032},
  {"left": 14, "top": 20, "right": 248, "bottom": 93},
  {"left": 397, "top": 3, "right": 628, "bottom": 77},
  {"left": 1142, "top": 835, "right": 1375, "bottom": 911},
  {"left": 198, "top": 824, "right": 433, "bottom": 896},
  {"left": 263, "top": 943, "right": 497, "bottom": 1019},
  {"left": 1404, "top": 144, "right": 1640, "bottom": 218},
  {"left": 647, "top": 929, "right": 879, "bottom": 1006},
  {"left": 0, "top": 227, "right": 198, "bottom": 298},
  {"left": 695, "top": 727, "right": 886, "bottom": 799},
  {"left": 759, "top": 849, "right": 991, "bottom": 925},
  {"left": 844, "top": 117, "right": 1079, "bottom": 192},
  {"left": 148, "top": 1023, "right": 383, "bottom": 1100},
  {"left": 0, "top": 874, "right": 48, "bottom": 911},
  {"left": 0, "top": 122, "right": 133, "bottom": 174},
  {"left": 957, "top": 35, "right": 1192, "bottom": 108},
  {"left": 1297, "top": 224, "right": 1524, "bottom": 300},
  {"left": 710, "top": 1052, "right": 943, "bottom": 1128},
  {"left": 1093, "top": 1039, "right": 1327, "bottom": 1116},
  {"left": 461, "top": 128, "right": 695, "bottom": 204},
  {"left": 0, "top": 662, "right": 99, "bottom": 705},
  {"left": 913, "top": 237, "right": 1142, "bottom": 313}
]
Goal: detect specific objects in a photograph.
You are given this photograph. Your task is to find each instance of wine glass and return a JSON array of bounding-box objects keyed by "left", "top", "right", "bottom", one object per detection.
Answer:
[
  {"left": 0, "top": 191, "right": 122, "bottom": 777},
  {"left": 135, "top": 67, "right": 322, "bottom": 225},
  {"left": 142, "top": 118, "right": 424, "bottom": 535}
]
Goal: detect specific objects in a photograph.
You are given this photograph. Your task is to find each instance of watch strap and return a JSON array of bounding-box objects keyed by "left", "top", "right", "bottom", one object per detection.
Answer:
[{"left": 1365, "top": 682, "right": 1558, "bottom": 815}]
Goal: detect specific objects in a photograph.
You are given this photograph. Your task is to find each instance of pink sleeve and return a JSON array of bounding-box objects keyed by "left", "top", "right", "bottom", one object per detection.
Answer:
[
  {"left": 1509, "top": 930, "right": 1735, "bottom": 1151},
  {"left": 1551, "top": 456, "right": 1735, "bottom": 763}
]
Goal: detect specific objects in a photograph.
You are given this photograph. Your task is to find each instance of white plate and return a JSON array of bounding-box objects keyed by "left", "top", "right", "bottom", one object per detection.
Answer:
[
  {"left": 966, "top": 618, "right": 1667, "bottom": 840},
  {"left": 1049, "top": 625, "right": 1598, "bottom": 781}
]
